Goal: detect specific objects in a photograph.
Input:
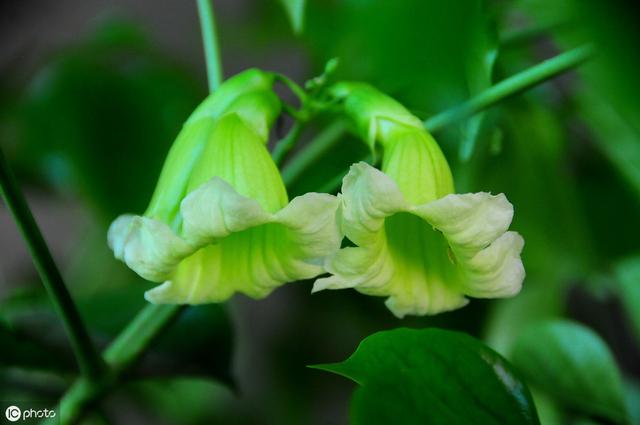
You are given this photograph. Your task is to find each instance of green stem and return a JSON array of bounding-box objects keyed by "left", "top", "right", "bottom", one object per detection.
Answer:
[
  {"left": 283, "top": 45, "right": 594, "bottom": 188},
  {"left": 424, "top": 44, "right": 594, "bottom": 131},
  {"left": 289, "top": 45, "right": 595, "bottom": 192},
  {"left": 197, "top": 0, "right": 223, "bottom": 92},
  {"left": 274, "top": 73, "right": 308, "bottom": 104},
  {"left": 52, "top": 305, "right": 184, "bottom": 425},
  {"left": 281, "top": 121, "right": 347, "bottom": 184},
  {"left": 103, "top": 304, "right": 184, "bottom": 373},
  {"left": 0, "top": 148, "right": 104, "bottom": 380},
  {"left": 272, "top": 121, "right": 305, "bottom": 166}
]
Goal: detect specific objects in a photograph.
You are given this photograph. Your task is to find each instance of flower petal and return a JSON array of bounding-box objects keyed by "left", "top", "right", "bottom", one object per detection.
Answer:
[
  {"left": 315, "top": 162, "right": 468, "bottom": 316},
  {"left": 411, "top": 193, "right": 524, "bottom": 298},
  {"left": 314, "top": 162, "right": 524, "bottom": 317},
  {"left": 107, "top": 215, "right": 193, "bottom": 282},
  {"left": 412, "top": 192, "right": 514, "bottom": 254},
  {"left": 272, "top": 192, "right": 343, "bottom": 277},
  {"left": 461, "top": 231, "right": 525, "bottom": 298},
  {"left": 127, "top": 180, "right": 341, "bottom": 304},
  {"left": 180, "top": 177, "right": 272, "bottom": 246},
  {"left": 339, "top": 161, "right": 408, "bottom": 246}
]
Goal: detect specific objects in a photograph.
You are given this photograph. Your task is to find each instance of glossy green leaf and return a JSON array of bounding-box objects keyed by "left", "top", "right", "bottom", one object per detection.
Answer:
[
  {"left": 313, "top": 327, "right": 540, "bottom": 425},
  {"left": 511, "top": 320, "right": 629, "bottom": 424},
  {"left": 279, "top": 0, "right": 306, "bottom": 34}
]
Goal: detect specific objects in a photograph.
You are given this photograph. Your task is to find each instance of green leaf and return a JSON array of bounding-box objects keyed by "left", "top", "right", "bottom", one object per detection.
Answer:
[
  {"left": 312, "top": 327, "right": 540, "bottom": 425},
  {"left": 511, "top": 320, "right": 629, "bottom": 424},
  {"left": 279, "top": 0, "right": 306, "bottom": 34}
]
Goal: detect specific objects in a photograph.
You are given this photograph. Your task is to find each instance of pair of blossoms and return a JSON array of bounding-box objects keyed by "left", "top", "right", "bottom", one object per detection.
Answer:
[{"left": 108, "top": 69, "right": 524, "bottom": 318}]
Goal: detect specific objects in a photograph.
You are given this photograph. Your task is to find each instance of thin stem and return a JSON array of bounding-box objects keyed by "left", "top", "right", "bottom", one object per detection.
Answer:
[
  {"left": 104, "top": 304, "right": 184, "bottom": 373},
  {"left": 288, "top": 45, "right": 595, "bottom": 192},
  {"left": 275, "top": 73, "right": 308, "bottom": 104},
  {"left": 272, "top": 121, "right": 305, "bottom": 166},
  {"left": 281, "top": 121, "right": 347, "bottom": 185},
  {"left": 0, "top": 148, "right": 104, "bottom": 380},
  {"left": 424, "top": 44, "right": 594, "bottom": 131},
  {"left": 52, "top": 305, "right": 184, "bottom": 425},
  {"left": 197, "top": 0, "right": 223, "bottom": 92},
  {"left": 282, "top": 45, "right": 594, "bottom": 188}
]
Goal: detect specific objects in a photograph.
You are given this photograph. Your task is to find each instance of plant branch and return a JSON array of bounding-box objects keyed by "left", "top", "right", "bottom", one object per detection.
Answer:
[
  {"left": 424, "top": 44, "right": 594, "bottom": 131},
  {"left": 197, "top": 0, "right": 223, "bottom": 92},
  {"left": 0, "top": 148, "right": 105, "bottom": 380},
  {"left": 51, "top": 304, "right": 184, "bottom": 425},
  {"left": 283, "top": 44, "right": 595, "bottom": 189},
  {"left": 103, "top": 304, "right": 184, "bottom": 373},
  {"left": 280, "top": 121, "right": 347, "bottom": 184}
]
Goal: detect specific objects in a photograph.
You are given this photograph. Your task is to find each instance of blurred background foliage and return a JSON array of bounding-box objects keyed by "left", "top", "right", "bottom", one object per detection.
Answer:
[{"left": 1, "top": 0, "right": 639, "bottom": 424}]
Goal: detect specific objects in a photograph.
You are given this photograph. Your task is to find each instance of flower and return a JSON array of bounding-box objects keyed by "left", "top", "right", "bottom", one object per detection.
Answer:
[
  {"left": 108, "top": 69, "right": 341, "bottom": 304},
  {"left": 313, "top": 82, "right": 524, "bottom": 317}
]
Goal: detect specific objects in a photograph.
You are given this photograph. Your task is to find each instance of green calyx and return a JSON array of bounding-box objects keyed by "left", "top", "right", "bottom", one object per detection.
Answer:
[
  {"left": 328, "top": 81, "right": 454, "bottom": 204},
  {"left": 327, "top": 81, "right": 424, "bottom": 150},
  {"left": 144, "top": 68, "right": 284, "bottom": 227}
]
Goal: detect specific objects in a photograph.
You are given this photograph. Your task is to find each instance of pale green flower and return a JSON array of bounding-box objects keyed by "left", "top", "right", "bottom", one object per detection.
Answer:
[
  {"left": 108, "top": 69, "right": 341, "bottom": 304},
  {"left": 313, "top": 83, "right": 524, "bottom": 317}
]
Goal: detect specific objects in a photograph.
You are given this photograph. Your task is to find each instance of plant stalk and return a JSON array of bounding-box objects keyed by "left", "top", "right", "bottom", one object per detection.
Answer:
[
  {"left": 197, "top": 0, "right": 223, "bottom": 92},
  {"left": 424, "top": 44, "right": 594, "bottom": 131},
  {"left": 284, "top": 44, "right": 595, "bottom": 189},
  {"left": 49, "top": 304, "right": 184, "bottom": 425},
  {"left": 0, "top": 148, "right": 105, "bottom": 380},
  {"left": 280, "top": 121, "right": 347, "bottom": 185}
]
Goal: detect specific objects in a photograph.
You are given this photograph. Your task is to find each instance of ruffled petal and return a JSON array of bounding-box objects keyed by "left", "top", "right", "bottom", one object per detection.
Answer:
[
  {"left": 314, "top": 162, "right": 524, "bottom": 317},
  {"left": 272, "top": 192, "right": 343, "bottom": 278},
  {"left": 107, "top": 215, "right": 193, "bottom": 282},
  {"left": 411, "top": 193, "right": 524, "bottom": 298},
  {"left": 180, "top": 177, "right": 272, "bottom": 245},
  {"left": 108, "top": 177, "right": 341, "bottom": 304},
  {"left": 339, "top": 162, "right": 408, "bottom": 245},
  {"left": 314, "top": 162, "right": 468, "bottom": 317},
  {"left": 412, "top": 192, "right": 514, "bottom": 253},
  {"left": 460, "top": 231, "right": 525, "bottom": 298}
]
